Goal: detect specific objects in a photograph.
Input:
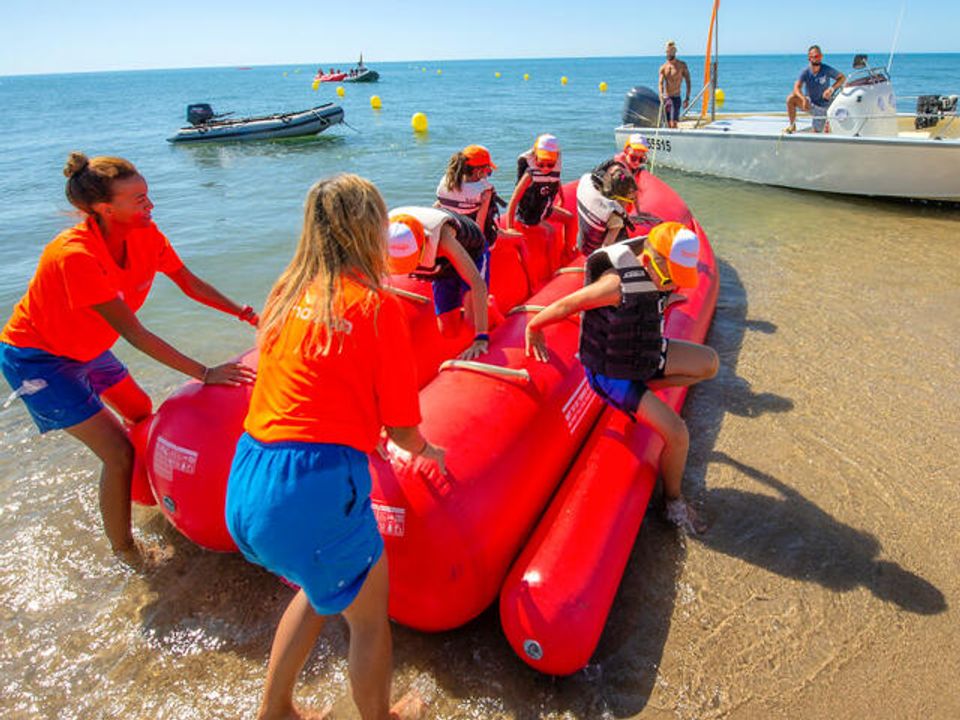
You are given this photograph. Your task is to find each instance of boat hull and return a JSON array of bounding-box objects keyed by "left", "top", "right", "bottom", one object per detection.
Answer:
[
  {"left": 615, "top": 119, "right": 960, "bottom": 202},
  {"left": 168, "top": 105, "right": 343, "bottom": 143}
]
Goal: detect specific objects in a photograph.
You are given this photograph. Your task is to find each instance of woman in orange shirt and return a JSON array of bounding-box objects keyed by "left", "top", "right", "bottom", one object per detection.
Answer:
[
  {"left": 225, "top": 174, "right": 444, "bottom": 720},
  {"left": 0, "top": 153, "right": 256, "bottom": 562}
]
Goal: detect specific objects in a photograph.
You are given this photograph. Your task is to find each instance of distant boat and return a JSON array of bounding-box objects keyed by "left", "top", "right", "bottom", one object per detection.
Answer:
[
  {"left": 168, "top": 103, "right": 344, "bottom": 143},
  {"left": 344, "top": 67, "right": 379, "bottom": 83}
]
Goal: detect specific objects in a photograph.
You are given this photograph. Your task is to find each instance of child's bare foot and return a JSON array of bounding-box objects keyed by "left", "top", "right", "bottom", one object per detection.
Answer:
[
  {"left": 390, "top": 690, "right": 426, "bottom": 720},
  {"left": 665, "top": 497, "right": 707, "bottom": 535}
]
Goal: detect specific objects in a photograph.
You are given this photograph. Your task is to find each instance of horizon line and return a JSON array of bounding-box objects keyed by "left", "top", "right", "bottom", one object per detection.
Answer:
[{"left": 3, "top": 50, "right": 959, "bottom": 79}]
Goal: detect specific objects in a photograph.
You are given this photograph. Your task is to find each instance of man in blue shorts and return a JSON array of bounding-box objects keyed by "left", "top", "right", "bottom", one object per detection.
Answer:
[
  {"left": 786, "top": 45, "right": 846, "bottom": 133},
  {"left": 659, "top": 40, "right": 691, "bottom": 128}
]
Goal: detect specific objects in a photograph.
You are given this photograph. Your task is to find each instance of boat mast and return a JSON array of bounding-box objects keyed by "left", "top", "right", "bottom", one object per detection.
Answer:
[{"left": 701, "top": 0, "right": 720, "bottom": 119}]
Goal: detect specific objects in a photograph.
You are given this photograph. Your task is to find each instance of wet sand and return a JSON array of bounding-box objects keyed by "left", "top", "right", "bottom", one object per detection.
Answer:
[{"left": 1, "top": 174, "right": 957, "bottom": 719}]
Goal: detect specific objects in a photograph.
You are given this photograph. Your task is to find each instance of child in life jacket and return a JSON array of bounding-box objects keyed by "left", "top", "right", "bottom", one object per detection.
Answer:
[
  {"left": 575, "top": 164, "right": 638, "bottom": 255},
  {"left": 436, "top": 144, "right": 504, "bottom": 249},
  {"left": 387, "top": 207, "right": 491, "bottom": 361},
  {"left": 504, "top": 133, "right": 574, "bottom": 232},
  {"left": 524, "top": 222, "right": 719, "bottom": 533}
]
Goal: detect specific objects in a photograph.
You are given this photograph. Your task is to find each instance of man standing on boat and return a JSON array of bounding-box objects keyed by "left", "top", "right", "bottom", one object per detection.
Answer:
[
  {"left": 785, "top": 45, "right": 846, "bottom": 134},
  {"left": 658, "top": 41, "right": 691, "bottom": 128}
]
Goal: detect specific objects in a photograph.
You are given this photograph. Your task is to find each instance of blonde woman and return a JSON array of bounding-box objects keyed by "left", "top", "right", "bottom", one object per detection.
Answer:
[{"left": 225, "top": 174, "right": 443, "bottom": 720}]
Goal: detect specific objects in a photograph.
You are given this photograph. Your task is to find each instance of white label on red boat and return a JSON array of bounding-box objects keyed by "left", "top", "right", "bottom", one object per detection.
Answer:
[
  {"left": 562, "top": 377, "right": 593, "bottom": 435},
  {"left": 153, "top": 436, "right": 198, "bottom": 481},
  {"left": 372, "top": 502, "right": 406, "bottom": 538}
]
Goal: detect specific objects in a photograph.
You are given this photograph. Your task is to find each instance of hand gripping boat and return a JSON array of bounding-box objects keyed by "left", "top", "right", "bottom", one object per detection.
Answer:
[{"left": 127, "top": 172, "right": 716, "bottom": 645}]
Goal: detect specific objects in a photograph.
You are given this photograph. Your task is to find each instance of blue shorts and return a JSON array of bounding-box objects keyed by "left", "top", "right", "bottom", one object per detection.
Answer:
[
  {"left": 432, "top": 248, "right": 490, "bottom": 316},
  {"left": 665, "top": 95, "right": 683, "bottom": 122},
  {"left": 0, "top": 342, "right": 129, "bottom": 433},
  {"left": 225, "top": 433, "right": 384, "bottom": 615},
  {"left": 585, "top": 339, "right": 669, "bottom": 418}
]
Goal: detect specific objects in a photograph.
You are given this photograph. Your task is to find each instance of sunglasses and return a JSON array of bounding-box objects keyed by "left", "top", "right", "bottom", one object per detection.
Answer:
[
  {"left": 625, "top": 151, "right": 646, "bottom": 162},
  {"left": 809, "top": 55, "right": 823, "bottom": 63},
  {"left": 643, "top": 250, "right": 674, "bottom": 287},
  {"left": 537, "top": 159, "right": 556, "bottom": 169}
]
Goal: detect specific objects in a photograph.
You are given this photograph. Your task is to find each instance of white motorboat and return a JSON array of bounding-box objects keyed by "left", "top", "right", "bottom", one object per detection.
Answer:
[
  {"left": 168, "top": 103, "right": 344, "bottom": 143},
  {"left": 614, "top": 2, "right": 960, "bottom": 202}
]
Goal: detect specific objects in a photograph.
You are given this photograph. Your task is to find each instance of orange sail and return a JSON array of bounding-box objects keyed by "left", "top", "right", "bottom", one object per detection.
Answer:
[{"left": 701, "top": 0, "right": 720, "bottom": 117}]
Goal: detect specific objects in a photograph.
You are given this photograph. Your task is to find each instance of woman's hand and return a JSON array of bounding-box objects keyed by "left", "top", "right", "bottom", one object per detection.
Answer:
[
  {"left": 458, "top": 338, "right": 489, "bottom": 361},
  {"left": 414, "top": 442, "right": 447, "bottom": 478},
  {"left": 525, "top": 326, "right": 549, "bottom": 363},
  {"left": 203, "top": 362, "right": 256, "bottom": 386}
]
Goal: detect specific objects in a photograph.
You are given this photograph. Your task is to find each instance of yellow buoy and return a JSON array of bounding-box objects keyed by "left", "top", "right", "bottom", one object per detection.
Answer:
[
  {"left": 311, "top": 79, "right": 320, "bottom": 91},
  {"left": 421, "top": 67, "right": 426, "bottom": 72},
  {"left": 494, "top": 71, "right": 501, "bottom": 78},
  {"left": 411, "top": 112, "right": 429, "bottom": 133},
  {"left": 336, "top": 86, "right": 345, "bottom": 98},
  {"left": 523, "top": 73, "right": 530, "bottom": 81},
  {"left": 561, "top": 76, "right": 568, "bottom": 86},
  {"left": 370, "top": 95, "right": 382, "bottom": 110},
  {"left": 715, "top": 88, "right": 726, "bottom": 107},
  {"left": 283, "top": 71, "right": 288, "bottom": 77},
  {"left": 437, "top": 69, "right": 443, "bottom": 75},
  {"left": 599, "top": 81, "right": 608, "bottom": 92}
]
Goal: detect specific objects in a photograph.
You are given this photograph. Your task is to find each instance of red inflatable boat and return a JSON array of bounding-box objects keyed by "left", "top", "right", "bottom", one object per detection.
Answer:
[{"left": 129, "top": 170, "right": 717, "bottom": 651}]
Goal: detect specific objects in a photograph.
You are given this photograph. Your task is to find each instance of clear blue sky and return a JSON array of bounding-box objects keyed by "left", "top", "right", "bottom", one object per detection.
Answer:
[{"left": 1, "top": 0, "right": 956, "bottom": 76}]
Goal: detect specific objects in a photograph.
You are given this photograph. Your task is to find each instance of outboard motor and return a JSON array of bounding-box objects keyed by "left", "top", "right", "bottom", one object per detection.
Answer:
[
  {"left": 827, "top": 60, "right": 897, "bottom": 138},
  {"left": 186, "top": 103, "right": 215, "bottom": 126},
  {"left": 915, "top": 95, "right": 958, "bottom": 130},
  {"left": 622, "top": 86, "right": 662, "bottom": 127}
]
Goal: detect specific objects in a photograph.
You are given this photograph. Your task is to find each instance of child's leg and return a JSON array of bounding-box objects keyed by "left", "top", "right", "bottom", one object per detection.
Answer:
[
  {"left": 635, "top": 390, "right": 706, "bottom": 534},
  {"left": 257, "top": 589, "right": 328, "bottom": 720},
  {"left": 340, "top": 555, "right": 393, "bottom": 720},
  {"left": 646, "top": 340, "right": 718, "bottom": 390},
  {"left": 635, "top": 391, "right": 689, "bottom": 501}
]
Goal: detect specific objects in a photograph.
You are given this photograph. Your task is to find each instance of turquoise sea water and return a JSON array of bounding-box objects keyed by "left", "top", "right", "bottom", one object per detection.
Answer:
[{"left": 0, "top": 55, "right": 959, "bottom": 719}]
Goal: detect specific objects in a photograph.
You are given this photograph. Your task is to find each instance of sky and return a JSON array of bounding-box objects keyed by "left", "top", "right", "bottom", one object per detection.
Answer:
[{"left": 1, "top": 0, "right": 957, "bottom": 76}]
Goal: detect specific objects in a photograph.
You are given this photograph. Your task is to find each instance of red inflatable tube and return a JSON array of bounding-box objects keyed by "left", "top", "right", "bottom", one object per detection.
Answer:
[
  {"left": 128, "top": 416, "right": 156, "bottom": 506},
  {"left": 498, "top": 218, "right": 719, "bottom": 675},
  {"left": 369, "top": 261, "right": 605, "bottom": 631}
]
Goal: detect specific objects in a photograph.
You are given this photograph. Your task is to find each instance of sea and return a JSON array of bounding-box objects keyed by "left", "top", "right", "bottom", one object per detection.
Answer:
[{"left": 0, "top": 54, "right": 958, "bottom": 719}]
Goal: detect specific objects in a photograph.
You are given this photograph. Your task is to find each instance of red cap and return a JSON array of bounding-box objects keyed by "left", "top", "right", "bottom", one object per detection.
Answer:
[{"left": 462, "top": 144, "right": 497, "bottom": 170}]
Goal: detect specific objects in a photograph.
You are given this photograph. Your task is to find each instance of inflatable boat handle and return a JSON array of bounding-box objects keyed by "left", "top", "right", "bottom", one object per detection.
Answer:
[
  {"left": 439, "top": 360, "right": 531, "bottom": 382},
  {"left": 507, "top": 304, "right": 548, "bottom": 316},
  {"left": 385, "top": 286, "right": 431, "bottom": 304},
  {"left": 555, "top": 267, "right": 585, "bottom": 275}
]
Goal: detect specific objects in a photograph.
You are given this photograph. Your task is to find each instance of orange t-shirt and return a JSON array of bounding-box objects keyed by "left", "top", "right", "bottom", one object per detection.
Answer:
[
  {"left": 245, "top": 277, "right": 421, "bottom": 452},
  {"left": 0, "top": 217, "right": 184, "bottom": 362}
]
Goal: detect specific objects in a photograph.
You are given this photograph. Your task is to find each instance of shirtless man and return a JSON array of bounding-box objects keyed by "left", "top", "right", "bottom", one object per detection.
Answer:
[{"left": 659, "top": 40, "right": 691, "bottom": 128}]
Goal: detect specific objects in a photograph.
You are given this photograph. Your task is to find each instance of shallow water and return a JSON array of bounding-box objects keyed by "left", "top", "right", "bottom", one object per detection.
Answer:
[{"left": 0, "top": 56, "right": 958, "bottom": 719}]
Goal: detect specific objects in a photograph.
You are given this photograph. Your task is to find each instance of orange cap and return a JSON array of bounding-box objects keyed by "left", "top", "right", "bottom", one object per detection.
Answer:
[
  {"left": 462, "top": 144, "right": 497, "bottom": 170},
  {"left": 647, "top": 221, "right": 700, "bottom": 289},
  {"left": 387, "top": 213, "right": 425, "bottom": 275}
]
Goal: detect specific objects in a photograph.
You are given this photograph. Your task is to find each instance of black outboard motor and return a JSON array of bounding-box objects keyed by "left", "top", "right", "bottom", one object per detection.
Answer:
[
  {"left": 622, "top": 86, "right": 661, "bottom": 127},
  {"left": 186, "top": 103, "right": 215, "bottom": 126},
  {"left": 915, "top": 95, "right": 958, "bottom": 130}
]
